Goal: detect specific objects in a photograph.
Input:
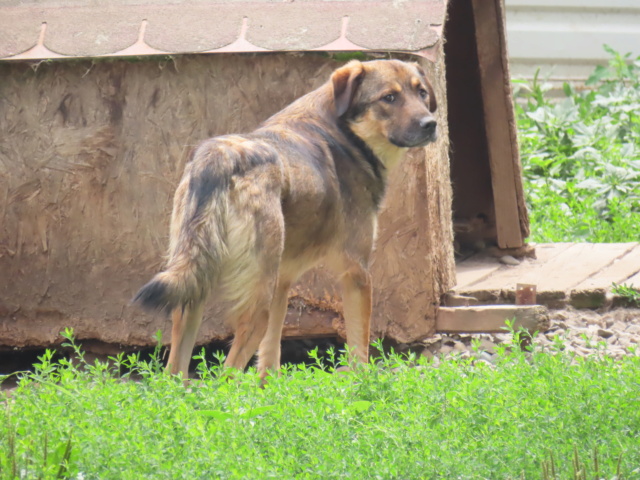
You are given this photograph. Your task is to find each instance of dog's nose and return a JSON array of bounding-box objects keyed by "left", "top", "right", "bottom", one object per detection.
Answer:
[{"left": 420, "top": 118, "right": 437, "bottom": 135}]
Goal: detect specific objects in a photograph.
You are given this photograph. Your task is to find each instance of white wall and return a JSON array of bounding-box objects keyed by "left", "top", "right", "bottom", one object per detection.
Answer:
[{"left": 505, "top": 0, "right": 640, "bottom": 81}]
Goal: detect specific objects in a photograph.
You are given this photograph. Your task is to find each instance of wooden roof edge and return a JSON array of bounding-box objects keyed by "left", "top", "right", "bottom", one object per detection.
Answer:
[{"left": 0, "top": 1, "right": 446, "bottom": 62}]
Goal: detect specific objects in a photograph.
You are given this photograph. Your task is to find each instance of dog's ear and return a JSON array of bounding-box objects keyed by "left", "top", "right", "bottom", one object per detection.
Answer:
[
  {"left": 415, "top": 64, "right": 437, "bottom": 113},
  {"left": 331, "top": 60, "right": 365, "bottom": 117}
]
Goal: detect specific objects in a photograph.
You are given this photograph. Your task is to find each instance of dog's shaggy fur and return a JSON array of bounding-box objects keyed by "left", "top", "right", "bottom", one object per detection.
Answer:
[{"left": 133, "top": 59, "right": 438, "bottom": 380}]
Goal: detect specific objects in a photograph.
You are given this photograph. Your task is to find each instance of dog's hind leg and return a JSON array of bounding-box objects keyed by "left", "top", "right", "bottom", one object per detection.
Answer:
[
  {"left": 223, "top": 247, "right": 284, "bottom": 373},
  {"left": 339, "top": 263, "right": 372, "bottom": 365},
  {"left": 219, "top": 159, "right": 286, "bottom": 375},
  {"left": 166, "top": 301, "right": 205, "bottom": 378},
  {"left": 256, "top": 279, "right": 291, "bottom": 383},
  {"left": 224, "top": 307, "right": 269, "bottom": 371}
]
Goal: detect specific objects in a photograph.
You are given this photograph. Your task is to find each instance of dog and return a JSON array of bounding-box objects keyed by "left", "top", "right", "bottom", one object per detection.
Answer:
[{"left": 133, "top": 59, "right": 438, "bottom": 381}]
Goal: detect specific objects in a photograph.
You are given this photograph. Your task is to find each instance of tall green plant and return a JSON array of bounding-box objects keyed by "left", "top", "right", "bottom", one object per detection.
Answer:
[{"left": 514, "top": 46, "right": 640, "bottom": 242}]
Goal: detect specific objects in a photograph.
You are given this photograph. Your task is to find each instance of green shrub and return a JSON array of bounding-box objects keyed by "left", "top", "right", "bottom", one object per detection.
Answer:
[
  {"left": 515, "top": 46, "right": 640, "bottom": 242},
  {"left": 1, "top": 332, "right": 639, "bottom": 479}
]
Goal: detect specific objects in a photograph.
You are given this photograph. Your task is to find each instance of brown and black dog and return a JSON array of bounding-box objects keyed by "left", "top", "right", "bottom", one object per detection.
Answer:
[{"left": 133, "top": 59, "right": 438, "bottom": 380}]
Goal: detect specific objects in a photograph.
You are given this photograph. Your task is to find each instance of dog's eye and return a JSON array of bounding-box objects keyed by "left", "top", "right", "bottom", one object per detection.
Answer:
[
  {"left": 382, "top": 94, "right": 396, "bottom": 103},
  {"left": 419, "top": 89, "right": 428, "bottom": 99}
]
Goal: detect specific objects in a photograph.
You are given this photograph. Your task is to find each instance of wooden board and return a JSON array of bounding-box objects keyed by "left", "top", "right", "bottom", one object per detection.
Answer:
[
  {"left": 455, "top": 243, "right": 640, "bottom": 308},
  {"left": 459, "top": 243, "right": 574, "bottom": 292},
  {"left": 624, "top": 270, "right": 640, "bottom": 288},
  {"left": 282, "top": 304, "right": 337, "bottom": 339},
  {"left": 471, "top": 0, "right": 525, "bottom": 248},
  {"left": 455, "top": 254, "right": 503, "bottom": 289},
  {"left": 529, "top": 243, "right": 636, "bottom": 292},
  {"left": 571, "top": 243, "right": 640, "bottom": 290},
  {"left": 436, "top": 305, "right": 549, "bottom": 334}
]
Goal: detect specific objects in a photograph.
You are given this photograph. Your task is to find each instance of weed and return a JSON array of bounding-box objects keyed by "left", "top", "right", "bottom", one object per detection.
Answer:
[
  {"left": 1, "top": 331, "right": 639, "bottom": 479},
  {"left": 0, "top": 407, "right": 74, "bottom": 480},
  {"left": 515, "top": 46, "right": 640, "bottom": 242},
  {"left": 611, "top": 283, "right": 640, "bottom": 306}
]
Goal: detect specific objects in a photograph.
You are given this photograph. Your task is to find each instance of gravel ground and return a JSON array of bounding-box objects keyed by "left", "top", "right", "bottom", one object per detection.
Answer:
[{"left": 422, "top": 308, "right": 640, "bottom": 362}]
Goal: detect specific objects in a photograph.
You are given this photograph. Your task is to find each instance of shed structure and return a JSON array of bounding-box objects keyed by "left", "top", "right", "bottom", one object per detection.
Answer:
[{"left": 0, "top": 0, "right": 528, "bottom": 352}]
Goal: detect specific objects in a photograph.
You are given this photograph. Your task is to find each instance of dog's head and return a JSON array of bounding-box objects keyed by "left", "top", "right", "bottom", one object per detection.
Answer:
[{"left": 332, "top": 59, "right": 438, "bottom": 158}]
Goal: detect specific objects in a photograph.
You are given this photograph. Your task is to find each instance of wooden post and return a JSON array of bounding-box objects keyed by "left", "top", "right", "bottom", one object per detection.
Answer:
[{"left": 471, "top": 0, "right": 527, "bottom": 248}]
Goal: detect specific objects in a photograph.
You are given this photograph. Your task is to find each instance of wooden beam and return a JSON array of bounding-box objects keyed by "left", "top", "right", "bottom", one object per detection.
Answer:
[
  {"left": 436, "top": 305, "right": 549, "bottom": 334},
  {"left": 282, "top": 306, "right": 338, "bottom": 339},
  {"left": 471, "top": 0, "right": 524, "bottom": 248}
]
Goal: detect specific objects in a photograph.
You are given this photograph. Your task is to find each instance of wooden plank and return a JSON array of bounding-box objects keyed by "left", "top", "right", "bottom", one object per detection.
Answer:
[
  {"left": 462, "top": 243, "right": 574, "bottom": 291},
  {"left": 625, "top": 270, "right": 640, "bottom": 288},
  {"left": 531, "top": 243, "right": 637, "bottom": 292},
  {"left": 455, "top": 253, "right": 504, "bottom": 289},
  {"left": 572, "top": 243, "right": 640, "bottom": 291},
  {"left": 282, "top": 306, "right": 338, "bottom": 339},
  {"left": 472, "top": 0, "right": 524, "bottom": 248},
  {"left": 436, "top": 305, "right": 549, "bottom": 334}
]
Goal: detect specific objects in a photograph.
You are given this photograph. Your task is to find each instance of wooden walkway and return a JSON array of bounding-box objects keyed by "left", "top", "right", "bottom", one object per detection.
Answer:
[{"left": 454, "top": 243, "right": 640, "bottom": 308}]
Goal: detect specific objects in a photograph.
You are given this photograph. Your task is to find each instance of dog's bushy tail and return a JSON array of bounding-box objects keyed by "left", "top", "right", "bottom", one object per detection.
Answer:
[
  {"left": 133, "top": 141, "right": 236, "bottom": 314},
  {"left": 132, "top": 249, "right": 221, "bottom": 314}
]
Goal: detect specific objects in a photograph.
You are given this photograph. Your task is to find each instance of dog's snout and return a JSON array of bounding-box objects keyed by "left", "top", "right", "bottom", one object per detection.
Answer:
[{"left": 419, "top": 117, "right": 437, "bottom": 134}]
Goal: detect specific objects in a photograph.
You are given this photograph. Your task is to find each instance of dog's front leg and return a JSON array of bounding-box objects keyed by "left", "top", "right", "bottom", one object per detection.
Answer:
[{"left": 340, "top": 266, "right": 372, "bottom": 365}]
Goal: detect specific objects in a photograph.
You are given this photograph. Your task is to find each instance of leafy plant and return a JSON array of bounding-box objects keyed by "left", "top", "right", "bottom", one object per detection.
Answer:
[
  {"left": 514, "top": 46, "right": 640, "bottom": 242},
  {"left": 541, "top": 446, "right": 624, "bottom": 480},
  {"left": 611, "top": 283, "right": 640, "bottom": 306},
  {"left": 1, "top": 331, "right": 639, "bottom": 479},
  {"left": 1, "top": 408, "right": 74, "bottom": 480}
]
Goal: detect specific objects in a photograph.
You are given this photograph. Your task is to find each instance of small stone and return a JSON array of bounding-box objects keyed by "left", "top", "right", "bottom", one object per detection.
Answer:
[
  {"left": 587, "top": 324, "right": 600, "bottom": 333},
  {"left": 617, "top": 336, "right": 631, "bottom": 348},
  {"left": 583, "top": 312, "right": 604, "bottom": 326},
  {"left": 573, "top": 334, "right": 587, "bottom": 345},
  {"left": 499, "top": 255, "right": 520, "bottom": 266},
  {"left": 478, "top": 351, "right": 495, "bottom": 363},
  {"left": 439, "top": 345, "right": 454, "bottom": 355},
  {"left": 537, "top": 334, "right": 551, "bottom": 344},
  {"left": 421, "top": 349, "right": 434, "bottom": 360},
  {"left": 576, "top": 346, "right": 592, "bottom": 356},
  {"left": 453, "top": 341, "right": 467, "bottom": 352},
  {"left": 612, "top": 321, "right": 627, "bottom": 332},
  {"left": 626, "top": 324, "right": 640, "bottom": 335},
  {"left": 598, "top": 329, "right": 614, "bottom": 339},
  {"left": 608, "top": 346, "right": 624, "bottom": 355},
  {"left": 479, "top": 338, "right": 497, "bottom": 353}
]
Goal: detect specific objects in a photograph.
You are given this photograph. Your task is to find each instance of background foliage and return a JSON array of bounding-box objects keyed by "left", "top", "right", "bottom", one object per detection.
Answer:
[{"left": 514, "top": 47, "right": 640, "bottom": 242}]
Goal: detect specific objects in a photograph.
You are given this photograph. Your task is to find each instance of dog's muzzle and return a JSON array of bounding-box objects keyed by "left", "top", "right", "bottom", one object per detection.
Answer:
[
  {"left": 419, "top": 117, "right": 437, "bottom": 139},
  {"left": 415, "top": 116, "right": 438, "bottom": 146},
  {"left": 392, "top": 117, "right": 438, "bottom": 148}
]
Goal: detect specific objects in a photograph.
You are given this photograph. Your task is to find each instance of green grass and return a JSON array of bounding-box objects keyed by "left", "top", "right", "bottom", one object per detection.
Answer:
[
  {"left": 611, "top": 283, "right": 640, "bottom": 306},
  {"left": 514, "top": 46, "right": 640, "bottom": 242},
  {"left": 2, "top": 331, "right": 640, "bottom": 479}
]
